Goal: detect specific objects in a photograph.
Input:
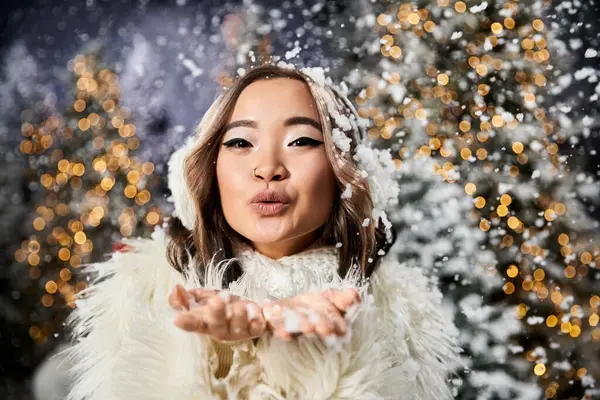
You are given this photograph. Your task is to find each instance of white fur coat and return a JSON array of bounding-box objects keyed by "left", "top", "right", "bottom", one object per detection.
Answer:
[{"left": 57, "top": 228, "right": 460, "bottom": 399}]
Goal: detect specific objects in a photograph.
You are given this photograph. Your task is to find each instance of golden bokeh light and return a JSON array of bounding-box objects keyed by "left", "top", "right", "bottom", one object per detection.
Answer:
[
  {"left": 534, "top": 363, "right": 546, "bottom": 376},
  {"left": 506, "top": 265, "right": 519, "bottom": 278},
  {"left": 465, "top": 183, "right": 476, "bottom": 195}
]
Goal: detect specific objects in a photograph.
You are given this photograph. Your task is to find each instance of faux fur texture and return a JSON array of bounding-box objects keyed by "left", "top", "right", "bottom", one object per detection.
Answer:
[
  {"left": 167, "top": 134, "right": 197, "bottom": 230},
  {"left": 57, "top": 228, "right": 460, "bottom": 399}
]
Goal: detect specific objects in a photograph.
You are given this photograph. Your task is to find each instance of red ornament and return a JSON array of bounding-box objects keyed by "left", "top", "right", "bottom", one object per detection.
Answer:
[{"left": 112, "top": 241, "right": 132, "bottom": 253}]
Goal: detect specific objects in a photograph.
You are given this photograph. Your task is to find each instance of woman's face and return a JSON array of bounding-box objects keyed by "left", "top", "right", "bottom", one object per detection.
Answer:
[{"left": 216, "top": 78, "right": 337, "bottom": 259}]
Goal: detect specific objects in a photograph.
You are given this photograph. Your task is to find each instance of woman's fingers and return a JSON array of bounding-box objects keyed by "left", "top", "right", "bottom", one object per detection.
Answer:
[
  {"left": 173, "top": 312, "right": 207, "bottom": 332},
  {"left": 204, "top": 295, "right": 229, "bottom": 338},
  {"left": 171, "top": 288, "right": 268, "bottom": 342},
  {"left": 261, "top": 294, "right": 350, "bottom": 340},
  {"left": 168, "top": 285, "right": 223, "bottom": 311},
  {"left": 275, "top": 328, "right": 293, "bottom": 341},
  {"left": 246, "top": 302, "right": 266, "bottom": 337},
  {"left": 299, "top": 293, "right": 346, "bottom": 337},
  {"left": 176, "top": 294, "right": 226, "bottom": 336},
  {"left": 321, "top": 288, "right": 361, "bottom": 312},
  {"left": 343, "top": 288, "right": 361, "bottom": 306},
  {"left": 263, "top": 303, "right": 283, "bottom": 331},
  {"left": 172, "top": 289, "right": 267, "bottom": 342},
  {"left": 322, "top": 303, "right": 346, "bottom": 335},
  {"left": 296, "top": 311, "right": 315, "bottom": 335},
  {"left": 229, "top": 301, "right": 249, "bottom": 338},
  {"left": 189, "top": 288, "right": 220, "bottom": 305},
  {"left": 176, "top": 284, "right": 191, "bottom": 310},
  {"left": 263, "top": 302, "right": 297, "bottom": 340},
  {"left": 249, "top": 319, "right": 266, "bottom": 337},
  {"left": 168, "top": 284, "right": 189, "bottom": 311},
  {"left": 311, "top": 306, "right": 338, "bottom": 337},
  {"left": 168, "top": 288, "right": 180, "bottom": 310},
  {"left": 282, "top": 307, "right": 312, "bottom": 335},
  {"left": 267, "top": 307, "right": 293, "bottom": 341}
]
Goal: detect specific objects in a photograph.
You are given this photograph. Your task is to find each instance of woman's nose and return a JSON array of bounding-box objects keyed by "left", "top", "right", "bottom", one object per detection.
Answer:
[
  {"left": 252, "top": 163, "right": 288, "bottom": 182},
  {"left": 251, "top": 137, "right": 289, "bottom": 182}
]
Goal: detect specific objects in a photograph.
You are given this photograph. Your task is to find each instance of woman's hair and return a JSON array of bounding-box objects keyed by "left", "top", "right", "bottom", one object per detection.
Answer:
[{"left": 166, "top": 64, "right": 397, "bottom": 286}]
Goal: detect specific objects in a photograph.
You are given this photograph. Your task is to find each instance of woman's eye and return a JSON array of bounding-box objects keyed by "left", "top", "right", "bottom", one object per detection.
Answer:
[
  {"left": 289, "top": 137, "right": 323, "bottom": 147},
  {"left": 223, "top": 138, "right": 251, "bottom": 148}
]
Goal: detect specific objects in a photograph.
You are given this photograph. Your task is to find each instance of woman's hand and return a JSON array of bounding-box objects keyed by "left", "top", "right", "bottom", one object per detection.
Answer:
[
  {"left": 168, "top": 284, "right": 267, "bottom": 342},
  {"left": 262, "top": 288, "right": 361, "bottom": 341}
]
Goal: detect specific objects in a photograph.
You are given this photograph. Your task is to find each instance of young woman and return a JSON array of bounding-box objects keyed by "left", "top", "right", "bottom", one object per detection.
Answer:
[{"left": 61, "top": 64, "right": 460, "bottom": 399}]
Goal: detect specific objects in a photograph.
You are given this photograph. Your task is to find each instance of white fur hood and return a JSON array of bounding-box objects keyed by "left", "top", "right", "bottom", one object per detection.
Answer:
[{"left": 57, "top": 227, "right": 460, "bottom": 399}]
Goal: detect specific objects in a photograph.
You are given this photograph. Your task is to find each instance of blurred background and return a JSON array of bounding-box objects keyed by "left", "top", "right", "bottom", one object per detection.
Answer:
[{"left": 0, "top": 0, "right": 599, "bottom": 398}]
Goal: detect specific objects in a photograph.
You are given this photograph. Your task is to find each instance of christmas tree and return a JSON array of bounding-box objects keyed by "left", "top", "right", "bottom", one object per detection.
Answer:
[{"left": 10, "top": 46, "right": 161, "bottom": 377}]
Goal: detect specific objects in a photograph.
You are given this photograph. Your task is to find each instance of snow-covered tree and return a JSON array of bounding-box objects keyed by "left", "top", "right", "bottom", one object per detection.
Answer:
[{"left": 340, "top": 1, "right": 600, "bottom": 398}]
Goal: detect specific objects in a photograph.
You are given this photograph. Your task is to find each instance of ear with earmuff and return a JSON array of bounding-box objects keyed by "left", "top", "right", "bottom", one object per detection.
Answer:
[{"left": 167, "top": 135, "right": 197, "bottom": 231}]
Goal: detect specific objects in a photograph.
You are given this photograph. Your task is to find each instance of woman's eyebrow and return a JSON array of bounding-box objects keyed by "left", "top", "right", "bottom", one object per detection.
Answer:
[
  {"left": 284, "top": 116, "right": 322, "bottom": 131},
  {"left": 223, "top": 120, "right": 256, "bottom": 132},
  {"left": 223, "top": 116, "right": 322, "bottom": 133}
]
